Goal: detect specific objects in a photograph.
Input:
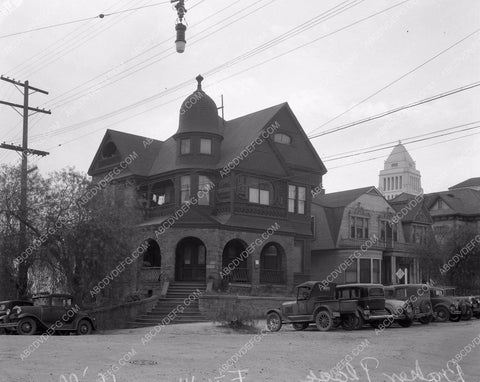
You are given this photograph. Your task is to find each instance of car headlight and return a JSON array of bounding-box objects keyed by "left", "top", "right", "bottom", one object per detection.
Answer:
[
  {"left": 13, "top": 306, "right": 21, "bottom": 314},
  {"left": 450, "top": 305, "right": 456, "bottom": 312},
  {"left": 6, "top": 309, "right": 11, "bottom": 316}
]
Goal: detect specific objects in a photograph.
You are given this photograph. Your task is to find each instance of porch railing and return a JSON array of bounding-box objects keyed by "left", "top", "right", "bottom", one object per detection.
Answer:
[
  {"left": 224, "top": 268, "right": 250, "bottom": 283},
  {"left": 260, "top": 269, "right": 286, "bottom": 284}
]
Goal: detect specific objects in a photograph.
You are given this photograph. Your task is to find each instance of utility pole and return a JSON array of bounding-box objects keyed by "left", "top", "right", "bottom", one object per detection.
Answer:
[{"left": 0, "top": 75, "right": 51, "bottom": 298}]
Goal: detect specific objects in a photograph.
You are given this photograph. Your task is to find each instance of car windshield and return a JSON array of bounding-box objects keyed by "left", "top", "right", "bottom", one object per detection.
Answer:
[
  {"left": 444, "top": 289, "right": 455, "bottom": 296},
  {"left": 368, "top": 288, "right": 384, "bottom": 297},
  {"left": 33, "top": 297, "right": 49, "bottom": 306}
]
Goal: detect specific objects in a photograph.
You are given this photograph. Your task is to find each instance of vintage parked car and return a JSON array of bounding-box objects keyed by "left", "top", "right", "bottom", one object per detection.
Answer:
[
  {"left": 440, "top": 286, "right": 476, "bottom": 321},
  {"left": 383, "top": 287, "right": 415, "bottom": 327},
  {"left": 429, "top": 287, "right": 463, "bottom": 322},
  {"left": 388, "top": 284, "right": 434, "bottom": 324},
  {"left": 0, "top": 293, "right": 95, "bottom": 335},
  {"left": 335, "top": 284, "right": 393, "bottom": 330},
  {"left": 265, "top": 282, "right": 392, "bottom": 332},
  {"left": 0, "top": 300, "right": 33, "bottom": 334}
]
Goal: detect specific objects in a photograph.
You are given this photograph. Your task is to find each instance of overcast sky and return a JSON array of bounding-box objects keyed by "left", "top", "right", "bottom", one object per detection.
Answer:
[{"left": 1, "top": 0, "right": 479, "bottom": 193}]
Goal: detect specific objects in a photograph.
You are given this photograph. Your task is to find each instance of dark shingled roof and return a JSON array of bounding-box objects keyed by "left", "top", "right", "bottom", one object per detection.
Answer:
[
  {"left": 311, "top": 186, "right": 382, "bottom": 247},
  {"left": 449, "top": 177, "right": 480, "bottom": 190},
  {"left": 389, "top": 193, "right": 432, "bottom": 224},
  {"left": 425, "top": 188, "right": 480, "bottom": 216}
]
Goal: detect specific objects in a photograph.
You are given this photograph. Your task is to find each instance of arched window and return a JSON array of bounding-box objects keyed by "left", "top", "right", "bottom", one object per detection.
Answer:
[
  {"left": 143, "top": 239, "right": 161, "bottom": 267},
  {"left": 260, "top": 243, "right": 286, "bottom": 284}
]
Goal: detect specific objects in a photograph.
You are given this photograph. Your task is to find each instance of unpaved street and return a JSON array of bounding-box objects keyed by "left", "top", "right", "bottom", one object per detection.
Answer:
[{"left": 1, "top": 320, "right": 479, "bottom": 382}]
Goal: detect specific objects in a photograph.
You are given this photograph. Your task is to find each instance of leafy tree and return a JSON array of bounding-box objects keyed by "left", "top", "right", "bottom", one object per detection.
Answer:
[{"left": 0, "top": 164, "right": 144, "bottom": 305}]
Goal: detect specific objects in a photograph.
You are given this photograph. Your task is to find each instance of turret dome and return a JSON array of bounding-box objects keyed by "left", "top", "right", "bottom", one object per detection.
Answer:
[{"left": 176, "top": 75, "right": 221, "bottom": 137}]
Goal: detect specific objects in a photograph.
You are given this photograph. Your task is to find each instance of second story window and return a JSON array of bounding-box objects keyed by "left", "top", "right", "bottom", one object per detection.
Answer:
[
  {"left": 180, "top": 139, "right": 191, "bottom": 154},
  {"left": 350, "top": 216, "right": 369, "bottom": 239},
  {"left": 413, "top": 225, "right": 427, "bottom": 244},
  {"left": 288, "top": 185, "right": 306, "bottom": 214},
  {"left": 200, "top": 138, "right": 212, "bottom": 154},
  {"left": 249, "top": 187, "right": 270, "bottom": 205},
  {"left": 198, "top": 175, "right": 212, "bottom": 205},
  {"left": 180, "top": 175, "right": 191, "bottom": 203},
  {"left": 380, "top": 220, "right": 398, "bottom": 242}
]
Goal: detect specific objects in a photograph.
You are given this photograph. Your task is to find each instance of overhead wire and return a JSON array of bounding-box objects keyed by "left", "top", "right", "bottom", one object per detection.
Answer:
[{"left": 0, "top": 0, "right": 172, "bottom": 40}]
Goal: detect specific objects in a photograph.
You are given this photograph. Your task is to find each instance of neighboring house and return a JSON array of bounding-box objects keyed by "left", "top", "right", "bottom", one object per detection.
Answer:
[
  {"left": 88, "top": 76, "right": 326, "bottom": 293},
  {"left": 311, "top": 186, "right": 423, "bottom": 286},
  {"left": 425, "top": 186, "right": 480, "bottom": 243},
  {"left": 378, "top": 143, "right": 423, "bottom": 200},
  {"left": 449, "top": 177, "right": 480, "bottom": 192}
]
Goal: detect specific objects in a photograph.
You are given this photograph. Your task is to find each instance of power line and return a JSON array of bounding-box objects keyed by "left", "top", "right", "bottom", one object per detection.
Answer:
[
  {"left": 322, "top": 120, "right": 480, "bottom": 160},
  {"left": 327, "top": 130, "right": 480, "bottom": 170},
  {"left": 309, "top": 81, "right": 480, "bottom": 139},
  {"left": 308, "top": 27, "right": 480, "bottom": 135},
  {"left": 324, "top": 122, "right": 480, "bottom": 162},
  {"left": 0, "top": 0, "right": 171, "bottom": 40},
  {"left": 29, "top": 0, "right": 378, "bottom": 142}
]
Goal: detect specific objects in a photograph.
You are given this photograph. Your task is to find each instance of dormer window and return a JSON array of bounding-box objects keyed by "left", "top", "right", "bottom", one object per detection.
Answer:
[
  {"left": 274, "top": 133, "right": 291, "bottom": 145},
  {"left": 102, "top": 142, "right": 117, "bottom": 158},
  {"left": 180, "top": 139, "right": 191, "bottom": 154},
  {"left": 200, "top": 138, "right": 212, "bottom": 154}
]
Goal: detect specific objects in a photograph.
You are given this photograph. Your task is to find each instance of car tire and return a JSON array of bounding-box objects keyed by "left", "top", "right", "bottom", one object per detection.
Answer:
[
  {"left": 292, "top": 322, "right": 309, "bottom": 331},
  {"left": 461, "top": 307, "right": 473, "bottom": 321},
  {"left": 77, "top": 319, "right": 93, "bottom": 335},
  {"left": 266, "top": 312, "right": 282, "bottom": 332},
  {"left": 398, "top": 319, "right": 413, "bottom": 328},
  {"left": 315, "top": 310, "right": 333, "bottom": 332},
  {"left": 17, "top": 317, "right": 37, "bottom": 335},
  {"left": 449, "top": 314, "right": 461, "bottom": 322},
  {"left": 419, "top": 316, "right": 431, "bottom": 325},
  {"left": 434, "top": 306, "right": 450, "bottom": 322}
]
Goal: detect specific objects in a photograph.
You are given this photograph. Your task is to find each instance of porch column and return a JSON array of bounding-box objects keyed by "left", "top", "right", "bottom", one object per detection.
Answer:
[{"left": 390, "top": 255, "right": 396, "bottom": 284}]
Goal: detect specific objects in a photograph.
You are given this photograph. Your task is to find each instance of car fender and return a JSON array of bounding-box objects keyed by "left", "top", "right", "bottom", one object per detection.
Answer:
[
  {"left": 16, "top": 313, "right": 47, "bottom": 328},
  {"left": 313, "top": 305, "right": 336, "bottom": 318},
  {"left": 433, "top": 302, "right": 450, "bottom": 310},
  {"left": 73, "top": 315, "right": 96, "bottom": 330}
]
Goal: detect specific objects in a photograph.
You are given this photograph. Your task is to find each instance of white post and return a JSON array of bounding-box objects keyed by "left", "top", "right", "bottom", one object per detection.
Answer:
[{"left": 404, "top": 268, "right": 408, "bottom": 284}]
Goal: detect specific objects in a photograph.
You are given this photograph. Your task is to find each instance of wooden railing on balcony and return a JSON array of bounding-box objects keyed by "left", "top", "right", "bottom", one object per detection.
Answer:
[
  {"left": 260, "top": 269, "right": 286, "bottom": 284},
  {"left": 338, "top": 237, "right": 415, "bottom": 253}
]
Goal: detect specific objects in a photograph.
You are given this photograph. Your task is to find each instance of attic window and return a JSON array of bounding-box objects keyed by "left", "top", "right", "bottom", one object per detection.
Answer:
[
  {"left": 102, "top": 142, "right": 117, "bottom": 158},
  {"left": 273, "top": 133, "right": 291, "bottom": 145}
]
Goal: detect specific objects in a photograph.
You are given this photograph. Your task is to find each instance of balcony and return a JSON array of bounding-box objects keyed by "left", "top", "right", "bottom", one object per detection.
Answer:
[
  {"left": 224, "top": 268, "right": 250, "bottom": 283},
  {"left": 338, "top": 237, "right": 416, "bottom": 253}
]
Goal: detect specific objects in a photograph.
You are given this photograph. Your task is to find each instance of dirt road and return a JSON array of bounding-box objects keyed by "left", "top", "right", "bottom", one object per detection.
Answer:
[{"left": 1, "top": 319, "right": 479, "bottom": 382}]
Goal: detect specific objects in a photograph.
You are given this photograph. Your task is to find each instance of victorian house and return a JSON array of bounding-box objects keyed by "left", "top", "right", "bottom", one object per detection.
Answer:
[
  {"left": 310, "top": 186, "right": 425, "bottom": 285},
  {"left": 88, "top": 76, "right": 326, "bottom": 294}
]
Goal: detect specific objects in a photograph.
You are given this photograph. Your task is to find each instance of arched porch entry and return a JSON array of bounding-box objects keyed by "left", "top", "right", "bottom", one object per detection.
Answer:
[
  {"left": 260, "top": 242, "right": 286, "bottom": 284},
  {"left": 141, "top": 239, "right": 162, "bottom": 282},
  {"left": 175, "top": 237, "right": 206, "bottom": 281},
  {"left": 222, "top": 239, "right": 251, "bottom": 283}
]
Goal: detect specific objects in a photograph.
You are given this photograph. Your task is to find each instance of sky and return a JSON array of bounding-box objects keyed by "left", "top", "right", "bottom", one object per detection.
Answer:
[{"left": 0, "top": 0, "right": 479, "bottom": 193}]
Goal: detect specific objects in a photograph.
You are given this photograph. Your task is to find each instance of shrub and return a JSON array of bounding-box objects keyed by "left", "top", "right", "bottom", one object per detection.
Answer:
[{"left": 205, "top": 298, "right": 258, "bottom": 330}]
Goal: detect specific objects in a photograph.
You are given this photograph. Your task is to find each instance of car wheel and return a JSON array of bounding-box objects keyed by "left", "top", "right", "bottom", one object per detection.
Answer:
[
  {"left": 461, "top": 307, "right": 473, "bottom": 321},
  {"left": 77, "top": 319, "right": 93, "bottom": 335},
  {"left": 398, "top": 319, "right": 413, "bottom": 328},
  {"left": 449, "top": 314, "right": 461, "bottom": 322},
  {"left": 292, "top": 322, "right": 309, "bottom": 331},
  {"left": 17, "top": 317, "right": 37, "bottom": 335},
  {"left": 315, "top": 310, "right": 333, "bottom": 332},
  {"left": 419, "top": 316, "right": 431, "bottom": 325},
  {"left": 434, "top": 306, "right": 450, "bottom": 322},
  {"left": 266, "top": 312, "right": 282, "bottom": 332}
]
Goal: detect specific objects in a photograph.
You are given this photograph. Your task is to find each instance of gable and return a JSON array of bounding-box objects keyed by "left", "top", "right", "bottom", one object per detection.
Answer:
[{"left": 268, "top": 105, "right": 327, "bottom": 174}]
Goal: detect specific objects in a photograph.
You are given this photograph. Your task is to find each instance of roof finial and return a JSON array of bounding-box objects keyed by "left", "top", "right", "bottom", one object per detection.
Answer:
[{"left": 196, "top": 74, "right": 204, "bottom": 91}]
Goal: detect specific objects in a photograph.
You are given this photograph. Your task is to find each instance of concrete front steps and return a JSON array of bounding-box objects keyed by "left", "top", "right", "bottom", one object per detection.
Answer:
[{"left": 128, "top": 282, "right": 207, "bottom": 328}]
